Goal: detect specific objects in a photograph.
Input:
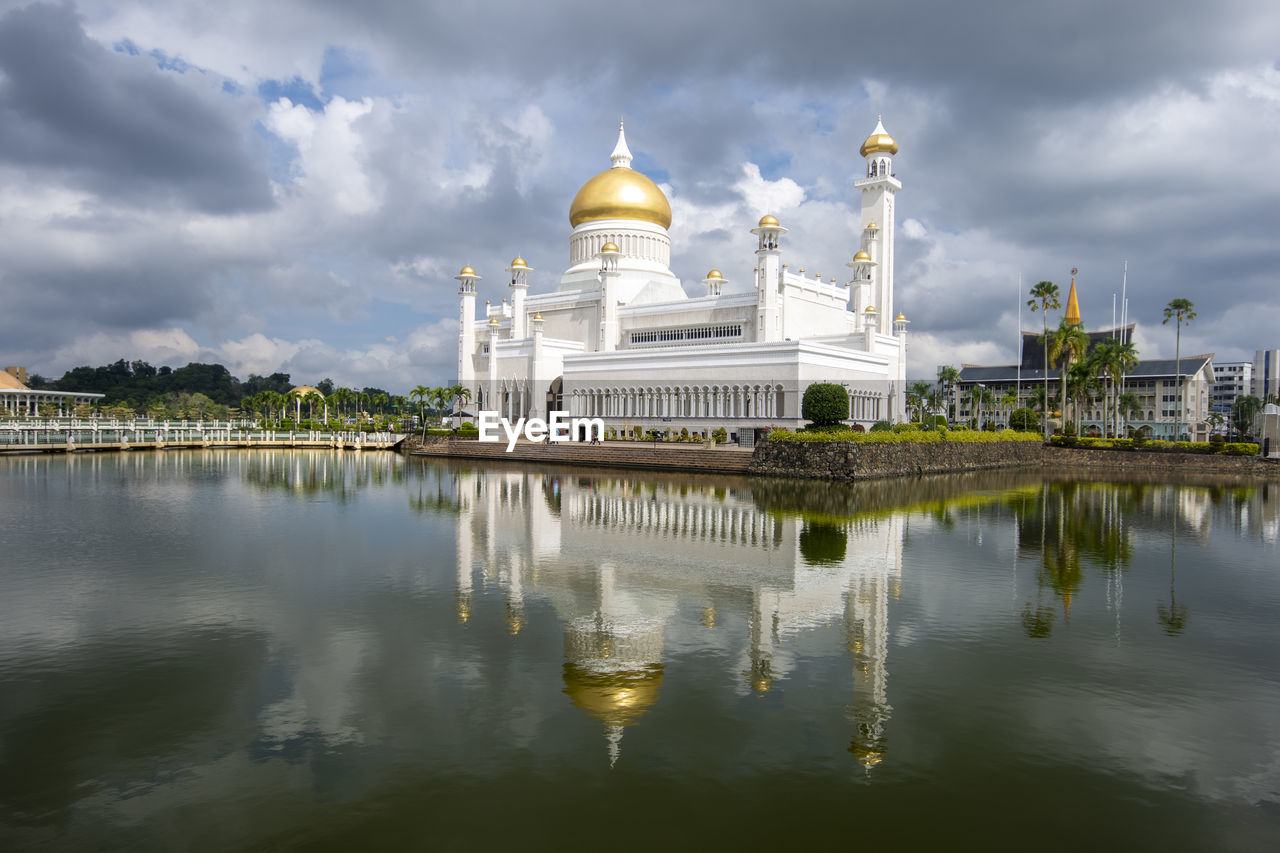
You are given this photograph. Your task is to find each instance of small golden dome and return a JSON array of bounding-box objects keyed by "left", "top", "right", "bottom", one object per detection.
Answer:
[
  {"left": 853, "top": 251, "right": 872, "bottom": 262},
  {"left": 706, "top": 269, "right": 724, "bottom": 280},
  {"left": 758, "top": 214, "right": 780, "bottom": 228},
  {"left": 510, "top": 257, "right": 527, "bottom": 268},
  {"left": 865, "top": 305, "right": 877, "bottom": 313},
  {"left": 533, "top": 313, "right": 543, "bottom": 321},
  {"left": 600, "top": 242, "right": 620, "bottom": 254},
  {"left": 488, "top": 316, "right": 500, "bottom": 326},
  {"left": 896, "top": 313, "right": 907, "bottom": 321},
  {"left": 866, "top": 222, "right": 879, "bottom": 230},
  {"left": 570, "top": 168, "right": 671, "bottom": 229},
  {"left": 859, "top": 118, "right": 899, "bottom": 157},
  {"left": 459, "top": 265, "right": 476, "bottom": 277}
]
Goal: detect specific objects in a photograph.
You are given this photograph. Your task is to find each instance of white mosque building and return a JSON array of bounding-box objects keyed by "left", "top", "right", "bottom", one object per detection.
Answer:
[{"left": 453, "top": 119, "right": 910, "bottom": 442}]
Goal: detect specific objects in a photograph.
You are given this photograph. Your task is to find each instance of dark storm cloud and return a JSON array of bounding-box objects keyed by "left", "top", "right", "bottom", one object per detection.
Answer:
[{"left": 0, "top": 2, "right": 273, "bottom": 213}]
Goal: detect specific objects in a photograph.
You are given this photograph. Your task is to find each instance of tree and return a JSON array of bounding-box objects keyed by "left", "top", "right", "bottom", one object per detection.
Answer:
[
  {"left": 1162, "top": 298, "right": 1197, "bottom": 440},
  {"left": 906, "top": 380, "right": 933, "bottom": 423},
  {"left": 1207, "top": 411, "right": 1225, "bottom": 436},
  {"left": 964, "top": 385, "right": 993, "bottom": 429},
  {"left": 802, "top": 383, "right": 849, "bottom": 428},
  {"left": 1231, "top": 394, "right": 1262, "bottom": 440},
  {"left": 936, "top": 365, "right": 960, "bottom": 424},
  {"left": 1048, "top": 319, "right": 1089, "bottom": 434},
  {"left": 1009, "top": 406, "right": 1038, "bottom": 432},
  {"left": 1000, "top": 388, "right": 1019, "bottom": 427},
  {"left": 1027, "top": 281, "right": 1061, "bottom": 440},
  {"left": 1117, "top": 391, "right": 1141, "bottom": 435},
  {"left": 410, "top": 385, "right": 432, "bottom": 437}
]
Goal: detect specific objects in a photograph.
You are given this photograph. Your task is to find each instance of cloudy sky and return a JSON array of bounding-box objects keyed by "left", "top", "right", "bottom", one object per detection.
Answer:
[{"left": 1, "top": 0, "right": 1277, "bottom": 391}]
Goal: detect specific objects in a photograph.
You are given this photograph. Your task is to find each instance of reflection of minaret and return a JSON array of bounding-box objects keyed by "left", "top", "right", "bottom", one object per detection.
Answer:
[
  {"left": 845, "top": 566, "right": 892, "bottom": 770},
  {"left": 561, "top": 565, "right": 665, "bottom": 766},
  {"left": 455, "top": 470, "right": 475, "bottom": 623}
]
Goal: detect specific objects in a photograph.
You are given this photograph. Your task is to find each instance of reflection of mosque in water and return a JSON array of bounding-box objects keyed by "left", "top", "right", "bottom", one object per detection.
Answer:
[{"left": 450, "top": 466, "right": 904, "bottom": 767}]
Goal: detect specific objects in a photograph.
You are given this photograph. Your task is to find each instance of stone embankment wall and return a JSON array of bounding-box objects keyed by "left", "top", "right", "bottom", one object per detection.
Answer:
[
  {"left": 748, "top": 441, "right": 1280, "bottom": 481},
  {"left": 749, "top": 440, "right": 1045, "bottom": 480}
]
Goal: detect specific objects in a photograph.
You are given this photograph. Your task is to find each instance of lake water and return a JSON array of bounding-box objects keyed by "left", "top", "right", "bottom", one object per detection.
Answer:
[{"left": 2, "top": 450, "right": 1278, "bottom": 851}]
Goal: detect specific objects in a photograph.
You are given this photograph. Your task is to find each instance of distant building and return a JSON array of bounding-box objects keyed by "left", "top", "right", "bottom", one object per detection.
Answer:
[
  {"left": 1255, "top": 349, "right": 1280, "bottom": 402},
  {"left": 1211, "top": 361, "right": 1252, "bottom": 414},
  {"left": 1, "top": 367, "right": 105, "bottom": 418},
  {"left": 955, "top": 277, "right": 1214, "bottom": 440}
]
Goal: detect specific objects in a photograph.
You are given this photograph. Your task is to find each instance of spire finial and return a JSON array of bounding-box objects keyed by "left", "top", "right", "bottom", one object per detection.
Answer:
[{"left": 610, "top": 119, "right": 633, "bottom": 169}]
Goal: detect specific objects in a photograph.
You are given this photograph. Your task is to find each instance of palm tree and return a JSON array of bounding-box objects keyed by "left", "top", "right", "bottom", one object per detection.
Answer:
[
  {"left": 1067, "top": 361, "right": 1099, "bottom": 433},
  {"left": 1048, "top": 319, "right": 1089, "bottom": 435},
  {"left": 1117, "top": 391, "right": 1141, "bottom": 436},
  {"left": 448, "top": 384, "right": 473, "bottom": 426},
  {"left": 907, "top": 380, "right": 933, "bottom": 423},
  {"left": 1028, "top": 281, "right": 1061, "bottom": 440},
  {"left": 1029, "top": 384, "right": 1050, "bottom": 427},
  {"left": 1207, "top": 411, "right": 1225, "bottom": 437},
  {"left": 1231, "top": 394, "right": 1262, "bottom": 440},
  {"left": 410, "top": 385, "right": 432, "bottom": 437},
  {"left": 1162, "top": 298, "right": 1196, "bottom": 440},
  {"left": 964, "top": 385, "right": 993, "bottom": 429},
  {"left": 936, "top": 365, "right": 960, "bottom": 425},
  {"left": 1000, "top": 388, "right": 1019, "bottom": 427}
]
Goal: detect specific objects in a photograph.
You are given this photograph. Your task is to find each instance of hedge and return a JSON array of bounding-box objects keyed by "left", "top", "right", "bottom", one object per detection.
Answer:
[
  {"left": 1052, "top": 436, "right": 1259, "bottom": 456},
  {"left": 766, "top": 428, "right": 1042, "bottom": 444}
]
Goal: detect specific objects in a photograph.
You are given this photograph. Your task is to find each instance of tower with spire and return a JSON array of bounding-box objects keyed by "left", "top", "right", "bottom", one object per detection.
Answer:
[{"left": 855, "top": 116, "right": 901, "bottom": 335}]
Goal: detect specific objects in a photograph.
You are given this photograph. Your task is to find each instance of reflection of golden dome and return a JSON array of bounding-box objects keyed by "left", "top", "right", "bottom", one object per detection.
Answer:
[
  {"left": 600, "top": 241, "right": 620, "bottom": 254},
  {"left": 459, "top": 265, "right": 476, "bottom": 276},
  {"left": 570, "top": 168, "right": 672, "bottom": 229},
  {"left": 853, "top": 251, "right": 871, "bottom": 263},
  {"left": 859, "top": 119, "right": 899, "bottom": 157},
  {"left": 563, "top": 664, "right": 663, "bottom": 727},
  {"left": 509, "top": 257, "right": 527, "bottom": 268}
]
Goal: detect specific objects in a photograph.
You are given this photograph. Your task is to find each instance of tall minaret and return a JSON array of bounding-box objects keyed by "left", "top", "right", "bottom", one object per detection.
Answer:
[
  {"left": 751, "top": 215, "right": 787, "bottom": 342},
  {"left": 455, "top": 265, "right": 480, "bottom": 389},
  {"left": 854, "top": 117, "right": 901, "bottom": 335},
  {"left": 597, "top": 241, "right": 621, "bottom": 351},
  {"left": 507, "top": 256, "right": 531, "bottom": 339}
]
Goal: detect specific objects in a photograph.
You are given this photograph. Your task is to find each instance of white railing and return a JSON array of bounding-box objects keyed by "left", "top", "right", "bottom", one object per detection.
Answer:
[{"left": 0, "top": 418, "right": 403, "bottom": 449}]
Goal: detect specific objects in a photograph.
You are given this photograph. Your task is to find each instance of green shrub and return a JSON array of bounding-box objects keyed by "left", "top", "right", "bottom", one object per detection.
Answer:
[
  {"left": 1008, "top": 407, "right": 1038, "bottom": 432},
  {"left": 869, "top": 420, "right": 892, "bottom": 432},
  {"left": 891, "top": 422, "right": 918, "bottom": 433},
  {"left": 1223, "top": 442, "right": 1259, "bottom": 456},
  {"left": 765, "top": 428, "right": 1039, "bottom": 445},
  {"left": 712, "top": 427, "right": 728, "bottom": 443},
  {"left": 1209, "top": 433, "right": 1226, "bottom": 449},
  {"left": 802, "top": 383, "right": 849, "bottom": 427},
  {"left": 457, "top": 422, "right": 479, "bottom": 435}
]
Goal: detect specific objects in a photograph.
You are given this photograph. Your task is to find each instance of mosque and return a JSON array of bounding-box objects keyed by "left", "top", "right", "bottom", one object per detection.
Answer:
[{"left": 453, "top": 119, "right": 910, "bottom": 442}]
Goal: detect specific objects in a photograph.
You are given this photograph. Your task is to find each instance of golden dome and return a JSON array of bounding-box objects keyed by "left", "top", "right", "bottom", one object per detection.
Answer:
[
  {"left": 509, "top": 257, "right": 528, "bottom": 268},
  {"left": 563, "top": 664, "right": 664, "bottom": 727},
  {"left": 570, "top": 168, "right": 672, "bottom": 229},
  {"left": 853, "top": 251, "right": 871, "bottom": 262},
  {"left": 865, "top": 305, "right": 877, "bottom": 313},
  {"left": 600, "top": 241, "right": 620, "bottom": 253},
  {"left": 706, "top": 269, "right": 724, "bottom": 280},
  {"left": 895, "top": 313, "right": 907, "bottom": 321},
  {"left": 533, "top": 312, "right": 543, "bottom": 321},
  {"left": 866, "top": 222, "right": 878, "bottom": 230},
  {"left": 458, "top": 265, "right": 476, "bottom": 277},
  {"left": 758, "top": 214, "right": 780, "bottom": 227},
  {"left": 288, "top": 385, "right": 324, "bottom": 399},
  {"left": 488, "top": 316, "right": 500, "bottom": 326},
  {"left": 859, "top": 118, "right": 899, "bottom": 157}
]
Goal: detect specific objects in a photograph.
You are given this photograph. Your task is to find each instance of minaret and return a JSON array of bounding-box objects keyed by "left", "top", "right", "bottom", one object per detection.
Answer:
[
  {"left": 1065, "top": 268, "right": 1082, "bottom": 326},
  {"left": 507, "top": 256, "right": 531, "bottom": 339},
  {"left": 455, "top": 265, "right": 480, "bottom": 391},
  {"left": 610, "top": 118, "right": 632, "bottom": 169},
  {"left": 752, "top": 215, "right": 787, "bottom": 342},
  {"left": 855, "top": 117, "right": 901, "bottom": 334},
  {"left": 597, "top": 242, "right": 621, "bottom": 351}
]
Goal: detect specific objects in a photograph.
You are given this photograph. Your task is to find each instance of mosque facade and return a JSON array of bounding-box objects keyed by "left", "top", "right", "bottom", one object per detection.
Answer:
[{"left": 453, "top": 119, "right": 910, "bottom": 441}]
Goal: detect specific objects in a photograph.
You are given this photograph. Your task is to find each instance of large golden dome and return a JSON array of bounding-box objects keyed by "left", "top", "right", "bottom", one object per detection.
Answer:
[
  {"left": 569, "top": 167, "right": 672, "bottom": 229},
  {"left": 563, "top": 664, "right": 664, "bottom": 727},
  {"left": 859, "top": 117, "right": 899, "bottom": 157}
]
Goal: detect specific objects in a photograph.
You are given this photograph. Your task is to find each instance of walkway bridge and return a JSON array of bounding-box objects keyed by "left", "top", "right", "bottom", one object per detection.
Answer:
[{"left": 0, "top": 419, "right": 405, "bottom": 454}]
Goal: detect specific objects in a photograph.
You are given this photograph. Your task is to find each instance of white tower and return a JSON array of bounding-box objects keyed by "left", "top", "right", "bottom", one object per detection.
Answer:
[
  {"left": 854, "top": 118, "right": 900, "bottom": 335},
  {"left": 455, "top": 265, "right": 480, "bottom": 389},
  {"left": 597, "top": 241, "right": 621, "bottom": 352},
  {"left": 751, "top": 215, "right": 787, "bottom": 342},
  {"left": 506, "top": 256, "right": 531, "bottom": 339}
]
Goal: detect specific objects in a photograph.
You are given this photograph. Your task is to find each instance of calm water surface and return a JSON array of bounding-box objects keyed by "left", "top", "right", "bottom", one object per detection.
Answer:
[{"left": 2, "top": 450, "right": 1278, "bottom": 850}]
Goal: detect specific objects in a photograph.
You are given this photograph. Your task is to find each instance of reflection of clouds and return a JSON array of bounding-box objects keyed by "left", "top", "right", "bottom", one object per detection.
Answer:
[{"left": 255, "top": 628, "right": 373, "bottom": 750}]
